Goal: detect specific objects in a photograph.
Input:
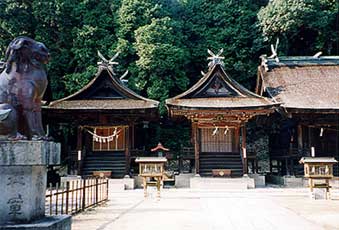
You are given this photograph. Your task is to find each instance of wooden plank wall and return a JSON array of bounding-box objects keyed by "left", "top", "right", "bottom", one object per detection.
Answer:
[{"left": 200, "top": 128, "right": 234, "bottom": 152}]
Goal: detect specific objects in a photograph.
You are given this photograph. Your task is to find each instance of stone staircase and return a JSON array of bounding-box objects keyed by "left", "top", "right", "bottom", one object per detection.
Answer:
[
  {"left": 199, "top": 152, "right": 243, "bottom": 177},
  {"left": 82, "top": 151, "right": 126, "bottom": 178}
]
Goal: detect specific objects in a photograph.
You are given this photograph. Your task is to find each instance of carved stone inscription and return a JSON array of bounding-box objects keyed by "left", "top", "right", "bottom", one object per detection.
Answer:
[
  {"left": 6, "top": 169, "right": 26, "bottom": 221},
  {"left": 7, "top": 194, "right": 23, "bottom": 219},
  {"left": 7, "top": 176, "right": 25, "bottom": 186}
]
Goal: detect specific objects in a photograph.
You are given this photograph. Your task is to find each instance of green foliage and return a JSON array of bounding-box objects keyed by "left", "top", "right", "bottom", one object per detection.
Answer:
[
  {"left": 0, "top": 0, "right": 35, "bottom": 51},
  {"left": 182, "top": 0, "right": 265, "bottom": 87},
  {"left": 0, "top": 0, "right": 337, "bottom": 105},
  {"left": 134, "top": 17, "right": 189, "bottom": 113},
  {"left": 258, "top": 0, "right": 338, "bottom": 55},
  {"left": 1, "top": 0, "right": 338, "bottom": 154},
  {"left": 64, "top": 0, "right": 119, "bottom": 94}
]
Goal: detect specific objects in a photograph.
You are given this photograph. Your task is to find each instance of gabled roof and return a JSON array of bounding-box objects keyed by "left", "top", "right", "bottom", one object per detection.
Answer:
[
  {"left": 47, "top": 65, "right": 159, "bottom": 110},
  {"left": 258, "top": 55, "right": 339, "bottom": 112},
  {"left": 166, "top": 63, "right": 276, "bottom": 110}
]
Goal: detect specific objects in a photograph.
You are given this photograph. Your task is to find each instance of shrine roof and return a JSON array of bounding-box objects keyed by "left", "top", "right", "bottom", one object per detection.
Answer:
[
  {"left": 299, "top": 157, "right": 338, "bottom": 164},
  {"left": 258, "top": 56, "right": 339, "bottom": 112},
  {"left": 151, "top": 143, "right": 170, "bottom": 152},
  {"left": 46, "top": 65, "right": 158, "bottom": 110},
  {"left": 135, "top": 157, "right": 167, "bottom": 163},
  {"left": 166, "top": 62, "right": 277, "bottom": 111}
]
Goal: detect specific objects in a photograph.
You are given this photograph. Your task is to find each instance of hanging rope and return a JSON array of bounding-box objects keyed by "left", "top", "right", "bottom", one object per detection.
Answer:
[{"left": 83, "top": 127, "right": 121, "bottom": 143}]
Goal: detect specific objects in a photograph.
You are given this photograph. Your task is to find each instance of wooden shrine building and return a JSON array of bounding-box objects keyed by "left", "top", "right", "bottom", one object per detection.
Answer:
[
  {"left": 44, "top": 53, "right": 159, "bottom": 178},
  {"left": 257, "top": 55, "right": 339, "bottom": 176},
  {"left": 166, "top": 50, "right": 277, "bottom": 177}
]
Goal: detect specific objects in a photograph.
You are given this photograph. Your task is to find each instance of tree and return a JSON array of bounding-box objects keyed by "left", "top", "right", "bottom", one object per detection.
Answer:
[
  {"left": 63, "top": 0, "right": 120, "bottom": 94},
  {"left": 258, "top": 0, "right": 338, "bottom": 55},
  {"left": 116, "top": 0, "right": 172, "bottom": 93},
  {"left": 0, "top": 0, "right": 35, "bottom": 54},
  {"left": 182, "top": 0, "right": 265, "bottom": 88},
  {"left": 134, "top": 17, "right": 189, "bottom": 114},
  {"left": 32, "top": 0, "right": 79, "bottom": 100}
]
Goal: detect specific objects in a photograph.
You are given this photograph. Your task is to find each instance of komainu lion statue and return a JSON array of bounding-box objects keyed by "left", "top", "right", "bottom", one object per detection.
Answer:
[{"left": 0, "top": 36, "right": 50, "bottom": 140}]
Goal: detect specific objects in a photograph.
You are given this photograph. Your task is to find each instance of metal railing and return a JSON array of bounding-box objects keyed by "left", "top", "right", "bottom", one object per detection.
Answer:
[{"left": 45, "top": 178, "right": 108, "bottom": 216}]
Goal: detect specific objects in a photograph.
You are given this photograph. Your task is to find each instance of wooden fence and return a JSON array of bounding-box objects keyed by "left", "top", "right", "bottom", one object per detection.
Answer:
[{"left": 46, "top": 178, "right": 109, "bottom": 215}]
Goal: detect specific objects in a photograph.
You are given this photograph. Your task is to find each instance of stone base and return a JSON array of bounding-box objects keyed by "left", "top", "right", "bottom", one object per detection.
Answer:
[
  {"left": 0, "top": 141, "right": 60, "bottom": 225},
  {"left": 190, "top": 176, "right": 255, "bottom": 190},
  {"left": 134, "top": 176, "right": 144, "bottom": 189},
  {"left": 266, "top": 175, "right": 304, "bottom": 187},
  {"left": 0, "top": 166, "right": 47, "bottom": 224},
  {"left": 0, "top": 215, "right": 71, "bottom": 230},
  {"left": 123, "top": 177, "right": 135, "bottom": 190},
  {"left": 175, "top": 174, "right": 194, "bottom": 188},
  {"left": 249, "top": 174, "right": 265, "bottom": 187}
]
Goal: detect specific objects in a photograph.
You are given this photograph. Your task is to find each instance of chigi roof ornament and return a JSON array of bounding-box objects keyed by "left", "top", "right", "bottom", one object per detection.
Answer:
[
  {"left": 97, "top": 50, "right": 129, "bottom": 83},
  {"left": 268, "top": 38, "right": 279, "bottom": 63},
  {"left": 97, "top": 50, "right": 120, "bottom": 75},
  {"left": 207, "top": 48, "right": 225, "bottom": 70}
]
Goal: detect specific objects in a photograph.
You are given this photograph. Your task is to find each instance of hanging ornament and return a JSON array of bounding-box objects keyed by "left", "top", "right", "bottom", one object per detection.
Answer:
[
  {"left": 212, "top": 126, "right": 218, "bottom": 136},
  {"left": 320, "top": 128, "right": 324, "bottom": 137},
  {"left": 224, "top": 126, "right": 229, "bottom": 135}
]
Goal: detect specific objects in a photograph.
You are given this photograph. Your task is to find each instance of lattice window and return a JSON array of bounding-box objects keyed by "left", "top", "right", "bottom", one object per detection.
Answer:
[
  {"left": 200, "top": 128, "right": 234, "bottom": 152},
  {"left": 92, "top": 126, "right": 125, "bottom": 151}
]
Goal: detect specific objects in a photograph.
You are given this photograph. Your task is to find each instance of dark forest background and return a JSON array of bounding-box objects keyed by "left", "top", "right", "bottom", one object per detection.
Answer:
[
  {"left": 0, "top": 0, "right": 338, "bottom": 114},
  {"left": 1, "top": 0, "right": 339, "bottom": 153}
]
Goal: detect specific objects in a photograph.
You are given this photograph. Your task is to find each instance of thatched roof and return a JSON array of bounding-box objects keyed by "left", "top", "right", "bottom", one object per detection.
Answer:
[{"left": 258, "top": 56, "right": 339, "bottom": 113}]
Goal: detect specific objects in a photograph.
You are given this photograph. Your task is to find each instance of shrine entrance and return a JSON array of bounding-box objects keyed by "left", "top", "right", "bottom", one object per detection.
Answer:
[{"left": 199, "top": 126, "right": 242, "bottom": 177}]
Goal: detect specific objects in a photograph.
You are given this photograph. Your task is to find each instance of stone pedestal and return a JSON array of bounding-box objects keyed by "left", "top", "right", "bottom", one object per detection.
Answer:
[
  {"left": 0, "top": 141, "right": 71, "bottom": 229},
  {"left": 175, "top": 173, "right": 194, "bottom": 188},
  {"left": 0, "top": 216, "right": 71, "bottom": 230}
]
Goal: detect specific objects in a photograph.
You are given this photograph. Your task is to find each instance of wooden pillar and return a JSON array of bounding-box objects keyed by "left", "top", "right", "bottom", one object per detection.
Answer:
[
  {"left": 242, "top": 124, "right": 248, "bottom": 175},
  {"left": 131, "top": 123, "right": 135, "bottom": 150},
  {"left": 298, "top": 124, "right": 303, "bottom": 152},
  {"left": 125, "top": 125, "right": 130, "bottom": 176},
  {"left": 234, "top": 127, "right": 240, "bottom": 152},
  {"left": 308, "top": 126, "right": 312, "bottom": 147},
  {"left": 77, "top": 126, "right": 83, "bottom": 175},
  {"left": 192, "top": 122, "right": 200, "bottom": 175}
]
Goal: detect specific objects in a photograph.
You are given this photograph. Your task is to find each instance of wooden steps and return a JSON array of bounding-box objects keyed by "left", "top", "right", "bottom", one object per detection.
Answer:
[
  {"left": 199, "top": 152, "right": 243, "bottom": 177},
  {"left": 82, "top": 151, "right": 126, "bottom": 178}
]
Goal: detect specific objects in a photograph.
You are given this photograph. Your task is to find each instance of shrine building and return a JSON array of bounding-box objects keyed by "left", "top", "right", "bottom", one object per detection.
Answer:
[
  {"left": 44, "top": 54, "right": 159, "bottom": 178},
  {"left": 257, "top": 55, "right": 339, "bottom": 176},
  {"left": 166, "top": 50, "right": 278, "bottom": 177}
]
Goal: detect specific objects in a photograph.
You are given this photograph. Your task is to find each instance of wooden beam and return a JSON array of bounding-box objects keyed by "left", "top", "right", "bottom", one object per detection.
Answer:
[
  {"left": 298, "top": 124, "right": 303, "bottom": 151},
  {"left": 77, "top": 126, "right": 83, "bottom": 175},
  {"left": 131, "top": 123, "right": 135, "bottom": 150},
  {"left": 308, "top": 126, "right": 312, "bottom": 150},
  {"left": 192, "top": 122, "right": 200, "bottom": 175},
  {"left": 234, "top": 127, "right": 240, "bottom": 152},
  {"left": 241, "top": 125, "right": 248, "bottom": 175},
  {"left": 125, "top": 126, "right": 130, "bottom": 176}
]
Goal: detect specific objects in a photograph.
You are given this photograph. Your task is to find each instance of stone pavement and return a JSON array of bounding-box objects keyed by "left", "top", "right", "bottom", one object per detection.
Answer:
[{"left": 72, "top": 188, "right": 339, "bottom": 230}]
